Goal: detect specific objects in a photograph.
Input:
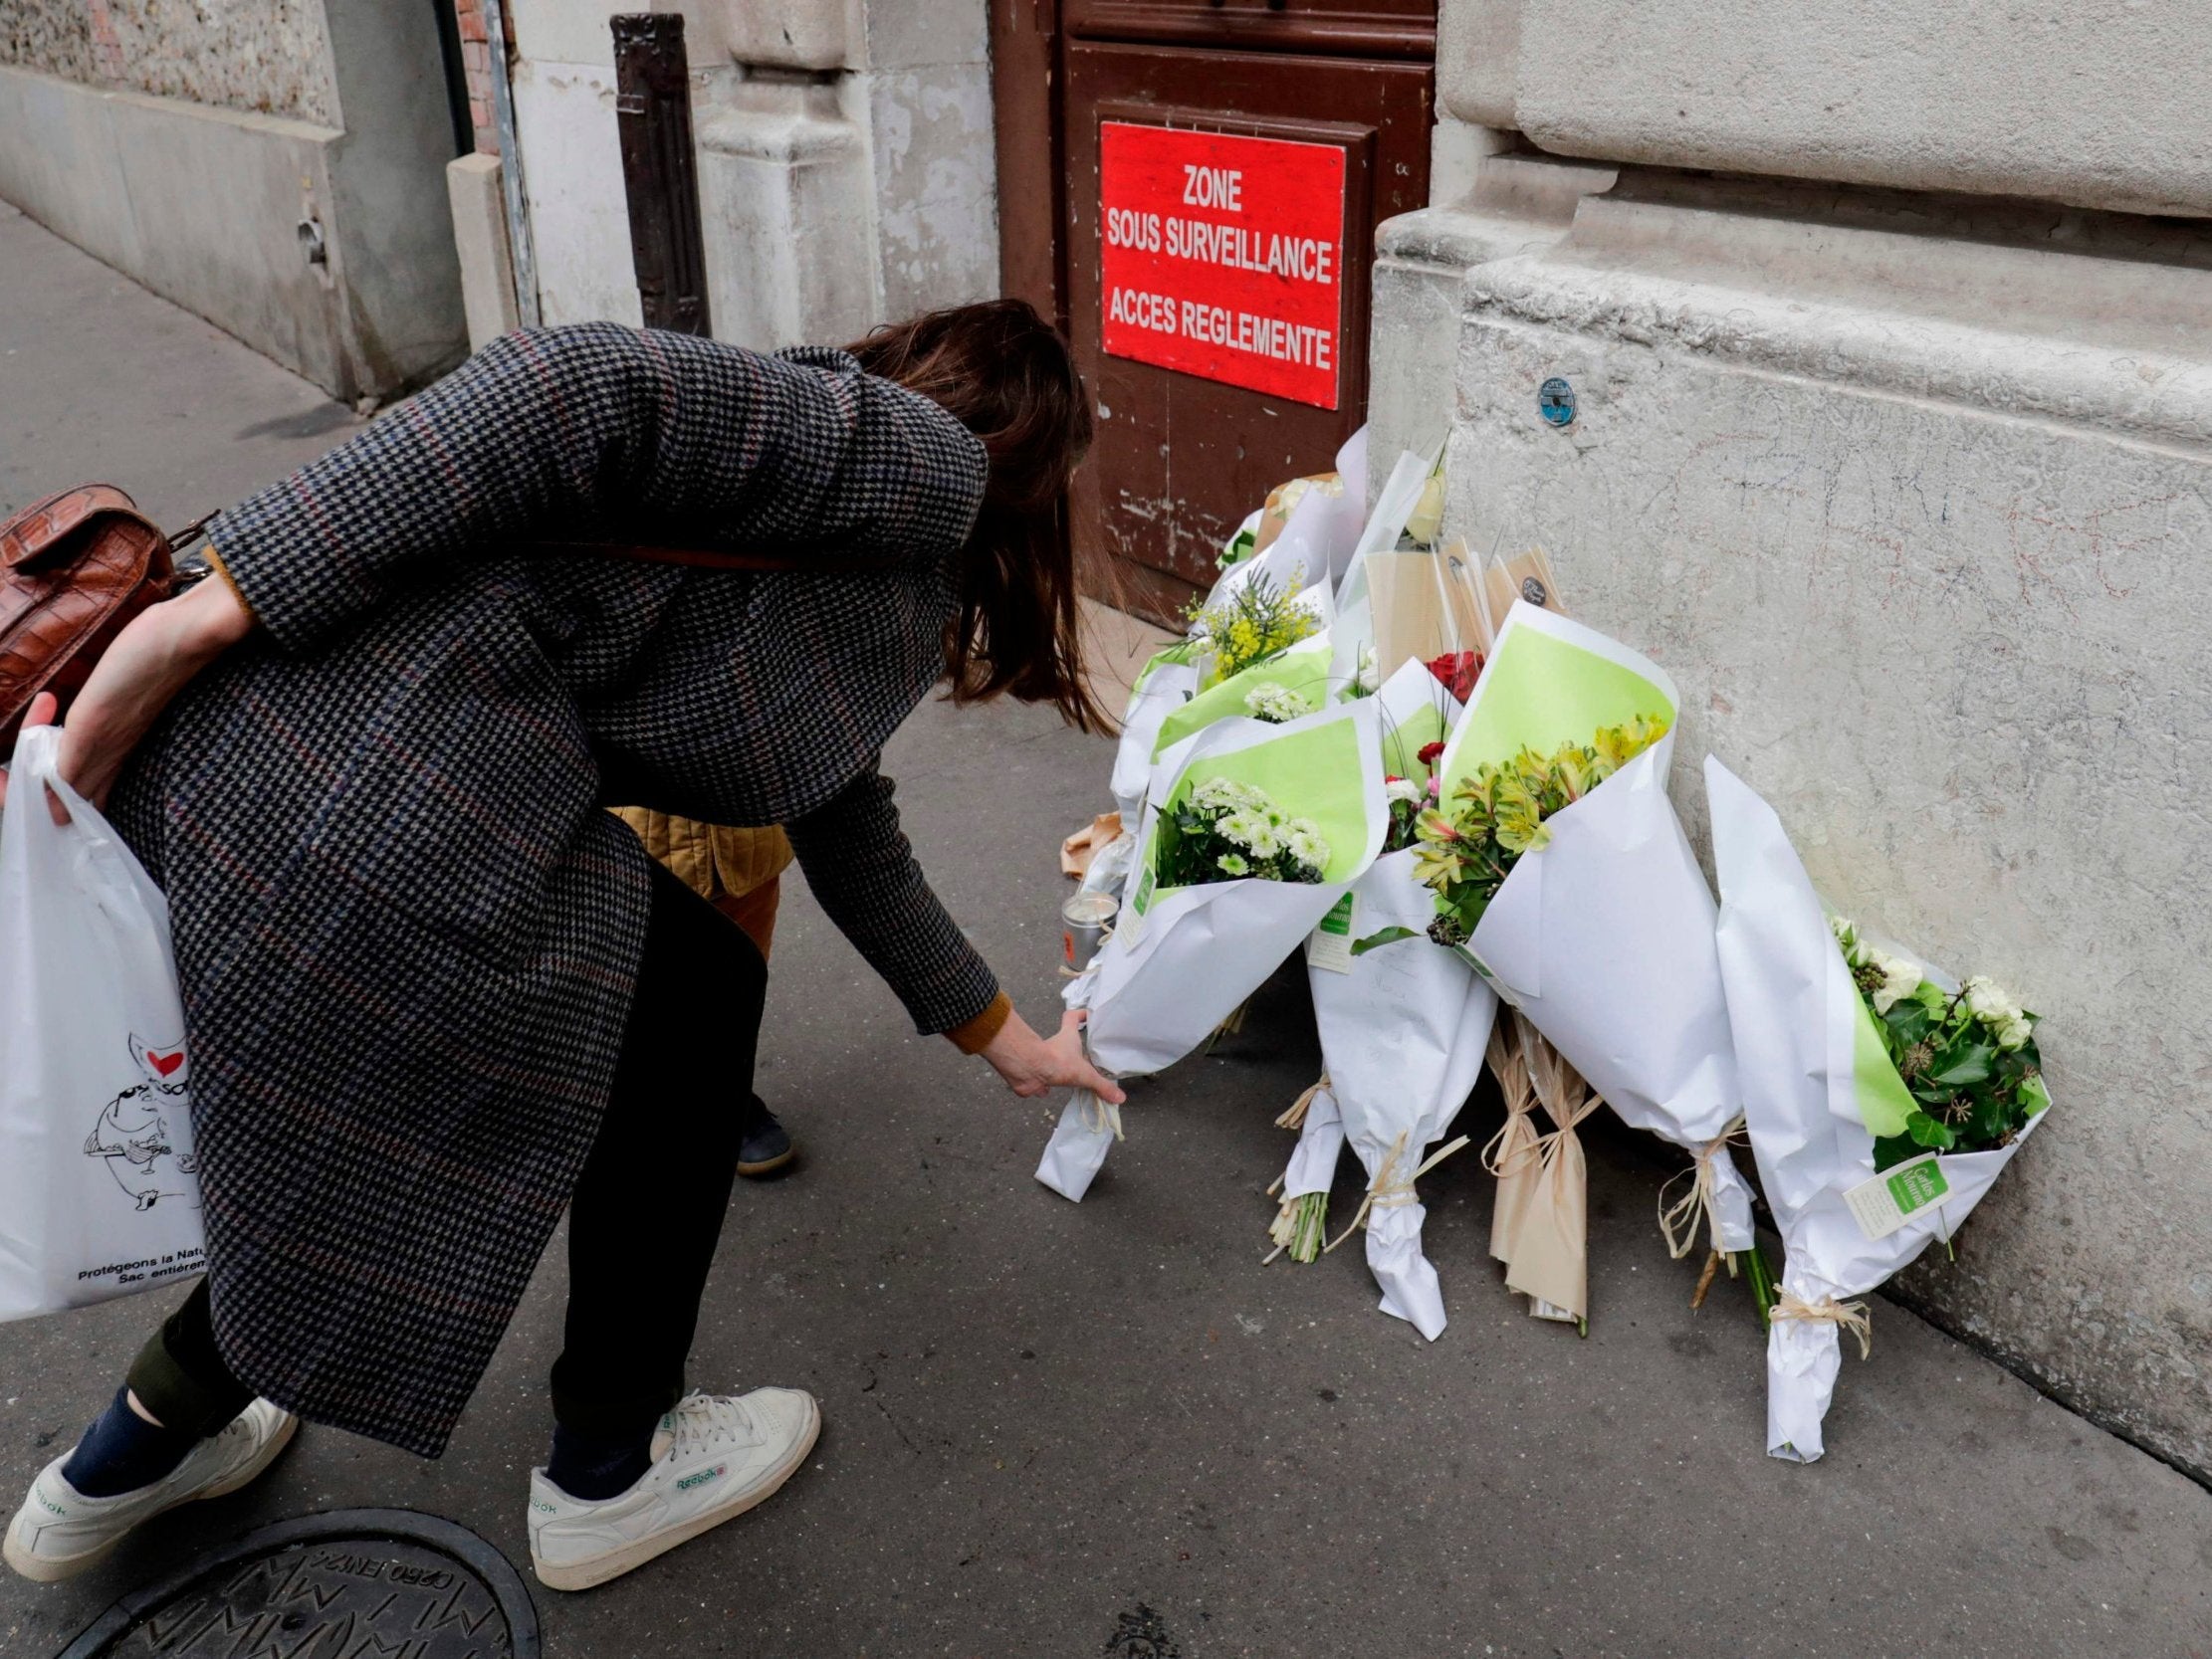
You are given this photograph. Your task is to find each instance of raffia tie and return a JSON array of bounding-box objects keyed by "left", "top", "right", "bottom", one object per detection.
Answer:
[
  {"left": 1275, "top": 1074, "right": 1331, "bottom": 1135},
  {"left": 1322, "top": 1129, "right": 1473, "bottom": 1254},
  {"left": 1479, "top": 1023, "right": 1542, "bottom": 1177},
  {"left": 1079, "top": 1092, "right": 1124, "bottom": 1141},
  {"left": 1517, "top": 1017, "right": 1602, "bottom": 1168},
  {"left": 1772, "top": 1293, "right": 1874, "bottom": 1359},
  {"left": 1656, "top": 1115, "right": 1749, "bottom": 1260}
]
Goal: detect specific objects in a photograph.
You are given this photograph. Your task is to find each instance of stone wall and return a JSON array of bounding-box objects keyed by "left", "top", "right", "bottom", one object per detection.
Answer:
[
  {"left": 0, "top": 0, "right": 465, "bottom": 399},
  {"left": 1372, "top": 0, "right": 2212, "bottom": 1478},
  {"left": 0, "top": 0, "right": 338, "bottom": 126},
  {"left": 499, "top": 0, "right": 995, "bottom": 344}
]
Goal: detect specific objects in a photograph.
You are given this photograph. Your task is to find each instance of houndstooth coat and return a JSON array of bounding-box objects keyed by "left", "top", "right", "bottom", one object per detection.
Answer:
[{"left": 110, "top": 324, "right": 1000, "bottom": 1455}]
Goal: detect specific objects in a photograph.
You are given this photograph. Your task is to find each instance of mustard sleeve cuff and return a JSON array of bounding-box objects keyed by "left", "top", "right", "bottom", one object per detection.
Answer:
[
  {"left": 946, "top": 991, "right": 1013, "bottom": 1056},
  {"left": 198, "top": 540, "right": 261, "bottom": 629}
]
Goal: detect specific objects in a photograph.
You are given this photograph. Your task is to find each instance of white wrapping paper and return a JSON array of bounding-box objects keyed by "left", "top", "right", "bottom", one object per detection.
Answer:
[
  {"left": 1435, "top": 604, "right": 1756, "bottom": 1255},
  {"left": 1705, "top": 756, "right": 2048, "bottom": 1461},
  {"left": 1038, "top": 699, "right": 1389, "bottom": 1198},
  {"left": 1306, "top": 661, "right": 1495, "bottom": 1337}
]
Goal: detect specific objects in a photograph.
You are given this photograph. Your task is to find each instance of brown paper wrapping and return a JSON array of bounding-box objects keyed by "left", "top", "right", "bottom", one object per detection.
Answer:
[
  {"left": 1367, "top": 546, "right": 1489, "bottom": 675},
  {"left": 1482, "top": 1019, "right": 1543, "bottom": 1265},
  {"left": 1059, "top": 812, "right": 1123, "bottom": 878},
  {"left": 1502, "top": 1012, "right": 1602, "bottom": 1322},
  {"left": 1482, "top": 545, "right": 1569, "bottom": 627}
]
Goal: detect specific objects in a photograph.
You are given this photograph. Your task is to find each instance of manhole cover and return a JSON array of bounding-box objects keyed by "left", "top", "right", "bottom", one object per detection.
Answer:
[{"left": 60, "top": 1509, "right": 537, "bottom": 1658}]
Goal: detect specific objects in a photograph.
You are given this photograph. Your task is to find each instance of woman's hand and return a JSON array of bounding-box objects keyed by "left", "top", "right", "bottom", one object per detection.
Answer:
[
  {"left": 980, "top": 1008, "right": 1126, "bottom": 1104},
  {"left": 0, "top": 575, "right": 253, "bottom": 823}
]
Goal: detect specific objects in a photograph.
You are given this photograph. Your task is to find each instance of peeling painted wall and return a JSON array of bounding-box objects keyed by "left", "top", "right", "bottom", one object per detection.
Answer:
[{"left": 0, "top": 0, "right": 338, "bottom": 127}]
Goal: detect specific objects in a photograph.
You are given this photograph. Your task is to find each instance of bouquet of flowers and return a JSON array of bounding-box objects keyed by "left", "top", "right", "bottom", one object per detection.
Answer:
[
  {"left": 1153, "top": 775, "right": 1332, "bottom": 887},
  {"left": 1705, "top": 757, "right": 2053, "bottom": 1461},
  {"left": 1153, "top": 563, "right": 1336, "bottom": 759},
  {"left": 1398, "top": 602, "right": 1759, "bottom": 1277},
  {"left": 1036, "top": 696, "right": 1389, "bottom": 1200},
  {"left": 1263, "top": 659, "right": 1496, "bottom": 1338}
]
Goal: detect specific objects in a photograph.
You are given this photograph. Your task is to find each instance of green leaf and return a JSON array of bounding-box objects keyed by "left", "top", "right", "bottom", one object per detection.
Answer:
[
  {"left": 1905, "top": 1110, "right": 1957, "bottom": 1151},
  {"left": 1882, "top": 1001, "right": 1935, "bottom": 1045},
  {"left": 1871, "top": 1134, "right": 1921, "bottom": 1172},
  {"left": 1965, "top": 1088, "right": 2015, "bottom": 1148},
  {"left": 1927, "top": 1041, "right": 1997, "bottom": 1089},
  {"left": 1350, "top": 926, "right": 1420, "bottom": 956}
]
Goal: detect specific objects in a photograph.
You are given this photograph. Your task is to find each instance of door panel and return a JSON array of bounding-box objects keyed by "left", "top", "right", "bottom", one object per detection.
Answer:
[
  {"left": 1064, "top": 41, "right": 1432, "bottom": 622},
  {"left": 1066, "top": 0, "right": 1433, "bottom": 60}
]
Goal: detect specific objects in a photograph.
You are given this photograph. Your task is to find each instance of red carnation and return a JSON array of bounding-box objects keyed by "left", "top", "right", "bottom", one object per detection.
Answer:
[{"left": 1417, "top": 739, "right": 1446, "bottom": 765}]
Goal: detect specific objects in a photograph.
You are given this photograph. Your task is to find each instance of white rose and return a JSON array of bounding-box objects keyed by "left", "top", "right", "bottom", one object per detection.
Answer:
[
  {"left": 1964, "top": 976, "right": 2033, "bottom": 1049},
  {"left": 1829, "top": 915, "right": 1860, "bottom": 960},
  {"left": 1860, "top": 941, "right": 1923, "bottom": 1013},
  {"left": 1404, "top": 472, "right": 1445, "bottom": 545}
]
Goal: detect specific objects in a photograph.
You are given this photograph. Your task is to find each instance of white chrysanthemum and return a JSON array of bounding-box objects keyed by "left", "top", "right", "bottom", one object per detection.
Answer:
[
  {"left": 1215, "top": 808, "right": 1262, "bottom": 850},
  {"left": 1193, "top": 777, "right": 1241, "bottom": 811},
  {"left": 1243, "top": 683, "right": 1312, "bottom": 725},
  {"left": 1285, "top": 828, "right": 1329, "bottom": 871},
  {"left": 1217, "top": 851, "right": 1249, "bottom": 878},
  {"left": 1385, "top": 777, "right": 1424, "bottom": 805},
  {"left": 1244, "top": 822, "right": 1283, "bottom": 860}
]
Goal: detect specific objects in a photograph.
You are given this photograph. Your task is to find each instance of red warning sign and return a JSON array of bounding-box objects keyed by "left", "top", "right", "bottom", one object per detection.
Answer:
[{"left": 1098, "top": 122, "right": 1347, "bottom": 411}]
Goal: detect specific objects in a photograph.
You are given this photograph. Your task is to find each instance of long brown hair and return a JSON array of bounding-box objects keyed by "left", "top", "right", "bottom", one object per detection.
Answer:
[{"left": 847, "top": 299, "right": 1107, "bottom": 733}]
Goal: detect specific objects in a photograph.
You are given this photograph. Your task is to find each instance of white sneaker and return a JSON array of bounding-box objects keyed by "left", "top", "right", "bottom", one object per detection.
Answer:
[
  {"left": 4, "top": 1399, "right": 298, "bottom": 1583},
  {"left": 528, "top": 1388, "right": 820, "bottom": 1592}
]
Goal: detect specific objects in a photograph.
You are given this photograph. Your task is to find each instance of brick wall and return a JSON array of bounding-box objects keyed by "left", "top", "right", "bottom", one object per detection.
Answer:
[{"left": 454, "top": 0, "right": 499, "bottom": 154}]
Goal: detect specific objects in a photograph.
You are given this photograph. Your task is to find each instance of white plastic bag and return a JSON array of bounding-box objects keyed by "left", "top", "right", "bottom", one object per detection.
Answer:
[{"left": 0, "top": 725, "right": 204, "bottom": 1320}]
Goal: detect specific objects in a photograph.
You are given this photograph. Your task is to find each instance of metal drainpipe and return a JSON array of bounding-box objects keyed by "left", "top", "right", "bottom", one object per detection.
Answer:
[{"left": 481, "top": 0, "right": 541, "bottom": 327}]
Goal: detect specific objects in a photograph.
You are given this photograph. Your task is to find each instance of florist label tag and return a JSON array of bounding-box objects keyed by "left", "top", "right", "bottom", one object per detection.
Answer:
[
  {"left": 1305, "top": 893, "right": 1356, "bottom": 975},
  {"left": 1844, "top": 1153, "right": 1952, "bottom": 1242}
]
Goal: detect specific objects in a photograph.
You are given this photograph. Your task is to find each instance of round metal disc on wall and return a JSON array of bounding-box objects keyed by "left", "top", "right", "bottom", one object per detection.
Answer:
[{"left": 59, "top": 1510, "right": 538, "bottom": 1659}]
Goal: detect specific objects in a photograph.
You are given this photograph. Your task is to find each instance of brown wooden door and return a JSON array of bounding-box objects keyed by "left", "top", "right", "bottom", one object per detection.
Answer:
[{"left": 993, "top": 0, "right": 1434, "bottom": 626}]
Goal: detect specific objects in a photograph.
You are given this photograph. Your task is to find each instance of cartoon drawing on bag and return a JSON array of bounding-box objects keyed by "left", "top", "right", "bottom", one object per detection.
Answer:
[{"left": 83, "top": 1036, "right": 198, "bottom": 1211}]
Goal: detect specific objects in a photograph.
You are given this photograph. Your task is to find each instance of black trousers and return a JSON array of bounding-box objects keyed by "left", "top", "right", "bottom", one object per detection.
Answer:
[{"left": 127, "top": 858, "right": 769, "bottom": 1445}]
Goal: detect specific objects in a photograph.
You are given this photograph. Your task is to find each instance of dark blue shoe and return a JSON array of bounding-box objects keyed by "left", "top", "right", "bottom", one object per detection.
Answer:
[{"left": 737, "top": 1110, "right": 795, "bottom": 1178}]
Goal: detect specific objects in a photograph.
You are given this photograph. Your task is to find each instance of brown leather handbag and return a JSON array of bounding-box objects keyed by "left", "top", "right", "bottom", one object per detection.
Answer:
[{"left": 0, "top": 484, "right": 206, "bottom": 749}]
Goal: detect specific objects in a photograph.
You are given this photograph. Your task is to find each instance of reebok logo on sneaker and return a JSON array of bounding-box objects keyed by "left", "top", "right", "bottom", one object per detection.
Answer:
[{"left": 674, "top": 1464, "right": 726, "bottom": 1492}]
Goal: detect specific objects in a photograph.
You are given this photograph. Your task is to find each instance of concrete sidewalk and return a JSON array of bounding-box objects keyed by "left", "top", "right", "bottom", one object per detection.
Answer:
[{"left": 2, "top": 204, "right": 2208, "bottom": 1659}]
